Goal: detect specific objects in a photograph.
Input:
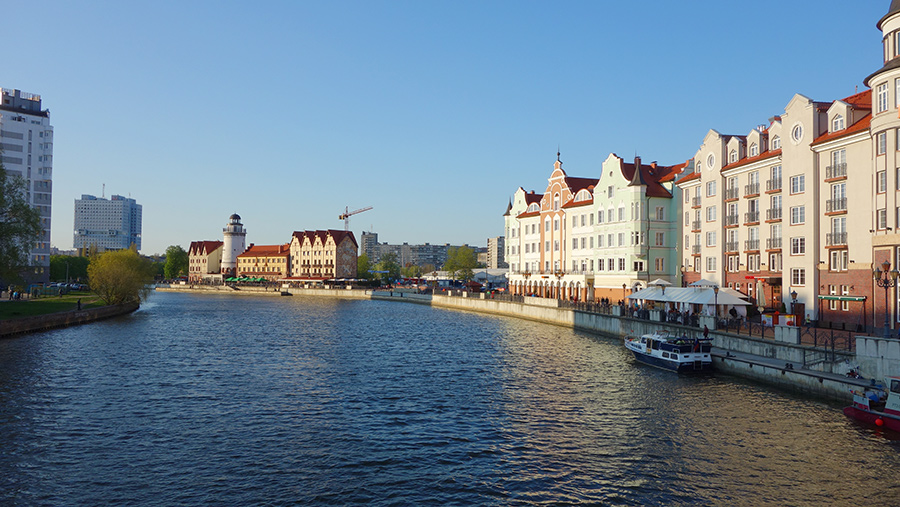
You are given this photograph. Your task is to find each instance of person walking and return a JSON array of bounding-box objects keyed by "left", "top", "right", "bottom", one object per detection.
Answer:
[{"left": 703, "top": 324, "right": 709, "bottom": 339}]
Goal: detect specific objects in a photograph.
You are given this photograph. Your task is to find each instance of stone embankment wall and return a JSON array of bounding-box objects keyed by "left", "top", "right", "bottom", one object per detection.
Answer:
[{"left": 0, "top": 302, "right": 140, "bottom": 338}]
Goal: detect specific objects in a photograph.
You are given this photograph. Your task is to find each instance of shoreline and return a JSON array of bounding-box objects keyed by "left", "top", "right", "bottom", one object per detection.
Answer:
[{"left": 0, "top": 302, "right": 140, "bottom": 338}]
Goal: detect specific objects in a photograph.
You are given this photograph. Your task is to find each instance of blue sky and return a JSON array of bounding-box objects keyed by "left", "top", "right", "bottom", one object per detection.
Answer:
[{"left": 5, "top": 0, "right": 888, "bottom": 255}]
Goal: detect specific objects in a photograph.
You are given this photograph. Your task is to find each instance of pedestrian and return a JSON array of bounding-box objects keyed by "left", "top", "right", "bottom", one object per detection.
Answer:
[
  {"left": 703, "top": 324, "right": 709, "bottom": 339},
  {"left": 77, "top": 299, "right": 81, "bottom": 311}
]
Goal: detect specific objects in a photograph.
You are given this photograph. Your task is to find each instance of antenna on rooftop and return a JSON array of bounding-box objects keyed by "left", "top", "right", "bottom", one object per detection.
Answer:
[{"left": 102, "top": 183, "right": 105, "bottom": 198}]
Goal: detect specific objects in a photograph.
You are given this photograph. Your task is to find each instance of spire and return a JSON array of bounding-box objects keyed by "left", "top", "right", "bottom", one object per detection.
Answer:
[{"left": 629, "top": 155, "right": 649, "bottom": 187}]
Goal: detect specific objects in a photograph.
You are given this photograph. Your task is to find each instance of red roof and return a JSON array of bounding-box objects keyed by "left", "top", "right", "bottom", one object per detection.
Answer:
[
  {"left": 238, "top": 243, "right": 291, "bottom": 257},
  {"left": 621, "top": 161, "right": 673, "bottom": 198},
  {"left": 811, "top": 113, "right": 872, "bottom": 146},
  {"left": 658, "top": 160, "right": 690, "bottom": 183},
  {"left": 677, "top": 171, "right": 702, "bottom": 184},
  {"left": 841, "top": 89, "right": 872, "bottom": 109},
  {"left": 189, "top": 240, "right": 223, "bottom": 256},
  {"left": 721, "top": 149, "right": 782, "bottom": 172},
  {"left": 291, "top": 229, "right": 359, "bottom": 249}
]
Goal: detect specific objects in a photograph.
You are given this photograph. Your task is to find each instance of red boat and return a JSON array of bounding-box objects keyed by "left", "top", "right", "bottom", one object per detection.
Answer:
[{"left": 843, "top": 375, "right": 900, "bottom": 432}]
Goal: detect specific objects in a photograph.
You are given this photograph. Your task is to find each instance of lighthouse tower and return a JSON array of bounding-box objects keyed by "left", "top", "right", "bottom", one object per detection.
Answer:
[{"left": 222, "top": 213, "right": 247, "bottom": 276}]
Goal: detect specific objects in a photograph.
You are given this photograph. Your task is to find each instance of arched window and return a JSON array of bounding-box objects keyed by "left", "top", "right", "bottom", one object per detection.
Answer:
[
  {"left": 553, "top": 193, "right": 560, "bottom": 211},
  {"left": 729, "top": 150, "right": 738, "bottom": 163},
  {"left": 832, "top": 115, "right": 845, "bottom": 131},
  {"left": 771, "top": 136, "right": 781, "bottom": 150},
  {"left": 749, "top": 143, "right": 759, "bottom": 157}
]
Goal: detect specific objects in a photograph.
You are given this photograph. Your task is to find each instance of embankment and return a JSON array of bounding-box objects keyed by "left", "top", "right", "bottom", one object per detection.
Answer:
[{"left": 0, "top": 302, "right": 140, "bottom": 337}]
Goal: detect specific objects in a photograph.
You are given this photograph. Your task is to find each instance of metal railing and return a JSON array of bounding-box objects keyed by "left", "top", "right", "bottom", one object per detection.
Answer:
[
  {"left": 766, "top": 178, "right": 782, "bottom": 192},
  {"left": 744, "top": 211, "right": 760, "bottom": 223},
  {"left": 826, "top": 163, "right": 847, "bottom": 179},
  {"left": 744, "top": 183, "right": 760, "bottom": 196},
  {"left": 691, "top": 220, "right": 702, "bottom": 231},
  {"left": 725, "top": 214, "right": 739, "bottom": 226},
  {"left": 826, "top": 197, "right": 847, "bottom": 213},
  {"left": 766, "top": 207, "right": 782, "bottom": 220},
  {"left": 726, "top": 241, "right": 739, "bottom": 252},
  {"left": 744, "top": 239, "right": 760, "bottom": 251},
  {"left": 725, "top": 187, "right": 740, "bottom": 200},
  {"left": 766, "top": 237, "right": 782, "bottom": 249},
  {"left": 826, "top": 231, "right": 848, "bottom": 246}
]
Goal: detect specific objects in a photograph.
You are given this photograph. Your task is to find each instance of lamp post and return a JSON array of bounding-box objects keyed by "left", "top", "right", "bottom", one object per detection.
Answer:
[
  {"left": 873, "top": 260, "right": 899, "bottom": 339},
  {"left": 790, "top": 290, "right": 798, "bottom": 315},
  {"left": 622, "top": 283, "right": 627, "bottom": 302},
  {"left": 713, "top": 285, "right": 719, "bottom": 319}
]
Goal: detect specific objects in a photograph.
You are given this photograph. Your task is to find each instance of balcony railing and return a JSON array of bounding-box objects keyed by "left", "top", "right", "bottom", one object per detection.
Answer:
[
  {"left": 692, "top": 197, "right": 702, "bottom": 207},
  {"left": 826, "top": 197, "right": 847, "bottom": 213},
  {"left": 744, "top": 239, "right": 760, "bottom": 251},
  {"left": 691, "top": 220, "right": 702, "bottom": 231},
  {"left": 766, "top": 178, "right": 782, "bottom": 192},
  {"left": 725, "top": 187, "right": 740, "bottom": 200},
  {"left": 744, "top": 183, "right": 760, "bottom": 196},
  {"left": 692, "top": 244, "right": 701, "bottom": 255},
  {"left": 766, "top": 237, "right": 782, "bottom": 249},
  {"left": 725, "top": 214, "right": 739, "bottom": 226},
  {"left": 826, "top": 163, "right": 847, "bottom": 180},
  {"left": 826, "top": 232, "right": 848, "bottom": 246},
  {"left": 766, "top": 207, "right": 782, "bottom": 220},
  {"left": 744, "top": 211, "right": 760, "bottom": 223},
  {"left": 726, "top": 241, "right": 739, "bottom": 252}
]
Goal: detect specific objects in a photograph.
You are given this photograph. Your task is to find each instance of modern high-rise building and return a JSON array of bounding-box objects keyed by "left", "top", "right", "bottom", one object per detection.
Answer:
[
  {"left": 0, "top": 88, "right": 53, "bottom": 282},
  {"left": 487, "top": 236, "right": 507, "bottom": 269},
  {"left": 73, "top": 194, "right": 142, "bottom": 253}
]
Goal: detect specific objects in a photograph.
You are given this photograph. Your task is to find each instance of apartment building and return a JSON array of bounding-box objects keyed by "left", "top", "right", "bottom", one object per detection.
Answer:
[
  {"left": 74, "top": 194, "right": 143, "bottom": 253},
  {"left": 236, "top": 243, "right": 291, "bottom": 281},
  {"left": 505, "top": 154, "right": 683, "bottom": 302},
  {"left": 289, "top": 230, "right": 358, "bottom": 280},
  {"left": 188, "top": 240, "right": 224, "bottom": 283},
  {"left": 0, "top": 88, "right": 53, "bottom": 283}
]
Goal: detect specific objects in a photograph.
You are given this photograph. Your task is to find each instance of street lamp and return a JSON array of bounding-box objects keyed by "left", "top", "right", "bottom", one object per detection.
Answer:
[
  {"left": 873, "top": 260, "right": 899, "bottom": 339},
  {"left": 713, "top": 285, "right": 719, "bottom": 319},
  {"left": 790, "top": 290, "right": 798, "bottom": 315}
]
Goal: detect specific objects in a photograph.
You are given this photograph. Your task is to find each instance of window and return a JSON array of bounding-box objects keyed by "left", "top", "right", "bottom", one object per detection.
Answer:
[
  {"left": 878, "top": 208, "right": 888, "bottom": 229},
  {"left": 791, "top": 237, "right": 805, "bottom": 255},
  {"left": 598, "top": 235, "right": 604, "bottom": 247},
  {"left": 879, "top": 170, "right": 887, "bottom": 193},
  {"left": 706, "top": 231, "right": 716, "bottom": 247},
  {"left": 842, "top": 285, "right": 850, "bottom": 312},
  {"left": 878, "top": 131, "right": 888, "bottom": 155},
  {"left": 706, "top": 256, "right": 716, "bottom": 272},
  {"left": 790, "top": 206, "right": 805, "bottom": 225},
  {"left": 684, "top": 191, "right": 690, "bottom": 203},
  {"left": 707, "top": 206, "right": 717, "bottom": 221},
  {"left": 791, "top": 268, "right": 806, "bottom": 286},
  {"left": 832, "top": 115, "right": 844, "bottom": 131},
  {"left": 633, "top": 261, "right": 645, "bottom": 272},
  {"left": 749, "top": 143, "right": 758, "bottom": 157},
  {"left": 830, "top": 249, "right": 848, "bottom": 272},
  {"left": 771, "top": 136, "right": 781, "bottom": 150},
  {"left": 684, "top": 212, "right": 690, "bottom": 226},
  {"left": 707, "top": 180, "right": 716, "bottom": 196},
  {"left": 598, "top": 211, "right": 604, "bottom": 224},
  {"left": 747, "top": 254, "right": 760, "bottom": 272},
  {"left": 545, "top": 241, "right": 550, "bottom": 252},
  {"left": 553, "top": 194, "right": 560, "bottom": 211},
  {"left": 597, "top": 258, "right": 604, "bottom": 271},
  {"left": 554, "top": 218, "right": 559, "bottom": 231},
  {"left": 618, "top": 258, "right": 625, "bottom": 271},
  {"left": 791, "top": 124, "right": 803, "bottom": 143},
  {"left": 655, "top": 206, "right": 664, "bottom": 220},
  {"left": 877, "top": 82, "right": 889, "bottom": 113},
  {"left": 618, "top": 207, "right": 625, "bottom": 221},
  {"left": 607, "top": 233, "right": 614, "bottom": 246},
  {"left": 655, "top": 232, "right": 665, "bottom": 246},
  {"left": 729, "top": 150, "right": 738, "bottom": 163},
  {"left": 608, "top": 186, "right": 614, "bottom": 198},
  {"left": 790, "top": 175, "right": 805, "bottom": 194},
  {"left": 545, "top": 219, "right": 550, "bottom": 232},
  {"left": 654, "top": 258, "right": 665, "bottom": 272},
  {"left": 572, "top": 238, "right": 578, "bottom": 249},
  {"left": 769, "top": 253, "right": 782, "bottom": 271},
  {"left": 608, "top": 258, "right": 614, "bottom": 271}
]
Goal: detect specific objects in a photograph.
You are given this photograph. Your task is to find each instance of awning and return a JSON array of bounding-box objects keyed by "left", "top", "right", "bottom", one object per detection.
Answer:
[
  {"left": 817, "top": 295, "right": 867, "bottom": 301},
  {"left": 628, "top": 286, "right": 751, "bottom": 306}
]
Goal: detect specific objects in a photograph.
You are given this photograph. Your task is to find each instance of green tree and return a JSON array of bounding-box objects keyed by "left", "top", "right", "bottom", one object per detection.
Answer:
[
  {"left": 357, "top": 253, "right": 372, "bottom": 279},
  {"left": 443, "top": 246, "right": 477, "bottom": 281},
  {"left": 0, "top": 160, "right": 42, "bottom": 284},
  {"left": 50, "top": 255, "right": 90, "bottom": 282},
  {"left": 401, "top": 264, "right": 422, "bottom": 278},
  {"left": 164, "top": 245, "right": 189, "bottom": 279},
  {"left": 87, "top": 246, "right": 155, "bottom": 305},
  {"left": 376, "top": 252, "right": 401, "bottom": 285}
]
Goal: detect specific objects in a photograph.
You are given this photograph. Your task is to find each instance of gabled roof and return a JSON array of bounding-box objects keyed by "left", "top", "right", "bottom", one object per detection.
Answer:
[
  {"left": 722, "top": 149, "right": 782, "bottom": 172},
  {"left": 841, "top": 89, "right": 872, "bottom": 109},
  {"left": 564, "top": 176, "right": 599, "bottom": 194},
  {"left": 659, "top": 161, "right": 690, "bottom": 183},
  {"left": 811, "top": 113, "right": 872, "bottom": 146},
  {"left": 621, "top": 160, "right": 673, "bottom": 198},
  {"left": 291, "top": 229, "right": 358, "bottom": 249},
  {"left": 189, "top": 240, "right": 223, "bottom": 256},
  {"left": 238, "top": 243, "right": 291, "bottom": 257}
]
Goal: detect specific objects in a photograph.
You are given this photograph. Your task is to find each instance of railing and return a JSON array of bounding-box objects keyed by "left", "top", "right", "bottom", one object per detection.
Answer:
[
  {"left": 744, "top": 183, "right": 760, "bottom": 196},
  {"left": 826, "top": 197, "right": 847, "bottom": 213},
  {"left": 692, "top": 197, "right": 702, "bottom": 207},
  {"left": 826, "top": 163, "right": 847, "bottom": 179},
  {"left": 766, "top": 237, "right": 782, "bottom": 249},
  {"left": 766, "top": 178, "right": 782, "bottom": 192},
  {"left": 744, "top": 211, "right": 760, "bottom": 223},
  {"left": 744, "top": 239, "right": 760, "bottom": 251},
  {"left": 725, "top": 241, "right": 739, "bottom": 252},
  {"left": 691, "top": 220, "right": 702, "bottom": 231},
  {"left": 692, "top": 244, "right": 701, "bottom": 255},
  {"left": 725, "top": 187, "right": 740, "bottom": 200},
  {"left": 826, "top": 232, "right": 848, "bottom": 246},
  {"left": 766, "top": 207, "right": 782, "bottom": 220},
  {"left": 725, "top": 214, "right": 739, "bottom": 226}
]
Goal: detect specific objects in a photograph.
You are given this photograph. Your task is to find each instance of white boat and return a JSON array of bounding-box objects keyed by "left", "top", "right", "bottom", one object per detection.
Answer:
[{"left": 624, "top": 330, "right": 713, "bottom": 373}]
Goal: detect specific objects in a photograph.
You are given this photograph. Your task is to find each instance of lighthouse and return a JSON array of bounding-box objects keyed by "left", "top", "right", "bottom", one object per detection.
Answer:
[{"left": 222, "top": 213, "right": 247, "bottom": 276}]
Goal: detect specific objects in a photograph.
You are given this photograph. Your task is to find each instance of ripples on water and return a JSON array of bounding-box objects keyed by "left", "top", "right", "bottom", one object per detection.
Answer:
[{"left": 1, "top": 292, "right": 899, "bottom": 506}]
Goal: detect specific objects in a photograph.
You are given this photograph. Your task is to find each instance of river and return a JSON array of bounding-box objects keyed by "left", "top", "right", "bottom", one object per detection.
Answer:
[{"left": 1, "top": 291, "right": 898, "bottom": 506}]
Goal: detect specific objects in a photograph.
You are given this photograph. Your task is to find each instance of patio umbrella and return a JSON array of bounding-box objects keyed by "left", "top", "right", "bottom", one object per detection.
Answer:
[{"left": 648, "top": 278, "right": 672, "bottom": 286}]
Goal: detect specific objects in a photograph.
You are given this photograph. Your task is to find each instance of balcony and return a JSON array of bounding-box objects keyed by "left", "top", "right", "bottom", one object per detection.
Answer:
[
  {"left": 826, "top": 197, "right": 847, "bottom": 213},
  {"left": 744, "top": 239, "right": 760, "bottom": 251},
  {"left": 724, "top": 214, "right": 739, "bottom": 227},
  {"left": 744, "top": 211, "right": 760, "bottom": 224},
  {"left": 744, "top": 183, "right": 760, "bottom": 196},
  {"left": 692, "top": 244, "right": 701, "bottom": 255},
  {"left": 766, "top": 178, "right": 782, "bottom": 192},
  {"left": 826, "top": 232, "right": 848, "bottom": 247},
  {"left": 766, "top": 207, "right": 782, "bottom": 221},
  {"left": 766, "top": 237, "right": 782, "bottom": 250},
  {"left": 826, "top": 163, "right": 847, "bottom": 180},
  {"left": 691, "top": 197, "right": 702, "bottom": 208},
  {"left": 691, "top": 220, "right": 702, "bottom": 231},
  {"left": 725, "top": 241, "right": 739, "bottom": 253},
  {"left": 725, "top": 187, "right": 740, "bottom": 200}
]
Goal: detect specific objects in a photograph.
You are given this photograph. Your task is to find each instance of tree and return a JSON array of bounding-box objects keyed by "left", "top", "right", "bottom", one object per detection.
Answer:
[
  {"left": 87, "top": 247, "right": 155, "bottom": 305},
  {"left": 401, "top": 264, "right": 422, "bottom": 278},
  {"left": 376, "top": 252, "right": 401, "bottom": 285},
  {"left": 0, "top": 160, "right": 42, "bottom": 284},
  {"left": 443, "top": 246, "right": 478, "bottom": 281},
  {"left": 164, "top": 245, "right": 189, "bottom": 279},
  {"left": 357, "top": 253, "right": 372, "bottom": 279},
  {"left": 50, "top": 255, "right": 90, "bottom": 282}
]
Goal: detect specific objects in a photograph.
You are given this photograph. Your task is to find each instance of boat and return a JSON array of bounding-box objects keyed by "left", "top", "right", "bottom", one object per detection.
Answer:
[
  {"left": 624, "top": 330, "right": 712, "bottom": 373},
  {"left": 843, "top": 376, "right": 900, "bottom": 432}
]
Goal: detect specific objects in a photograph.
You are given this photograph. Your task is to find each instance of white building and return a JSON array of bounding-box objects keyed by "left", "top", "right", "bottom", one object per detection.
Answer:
[
  {"left": 74, "top": 194, "right": 142, "bottom": 252},
  {"left": 221, "top": 213, "right": 247, "bottom": 276},
  {"left": 0, "top": 88, "right": 53, "bottom": 282}
]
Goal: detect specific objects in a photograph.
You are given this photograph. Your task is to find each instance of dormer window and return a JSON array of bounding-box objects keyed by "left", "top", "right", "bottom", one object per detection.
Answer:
[
  {"left": 771, "top": 136, "right": 781, "bottom": 150},
  {"left": 832, "top": 115, "right": 845, "bottom": 131},
  {"left": 729, "top": 150, "right": 738, "bottom": 163},
  {"left": 749, "top": 143, "right": 759, "bottom": 157}
]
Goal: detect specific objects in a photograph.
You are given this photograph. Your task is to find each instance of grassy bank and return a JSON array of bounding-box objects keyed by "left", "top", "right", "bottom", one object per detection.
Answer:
[{"left": 0, "top": 292, "right": 104, "bottom": 319}]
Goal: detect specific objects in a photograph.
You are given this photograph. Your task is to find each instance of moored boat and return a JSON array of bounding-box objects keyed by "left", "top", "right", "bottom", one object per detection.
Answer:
[
  {"left": 624, "top": 330, "right": 712, "bottom": 373},
  {"left": 843, "top": 376, "right": 900, "bottom": 432}
]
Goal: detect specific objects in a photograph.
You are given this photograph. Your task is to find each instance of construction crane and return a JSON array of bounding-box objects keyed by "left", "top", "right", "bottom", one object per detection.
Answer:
[{"left": 339, "top": 206, "right": 373, "bottom": 231}]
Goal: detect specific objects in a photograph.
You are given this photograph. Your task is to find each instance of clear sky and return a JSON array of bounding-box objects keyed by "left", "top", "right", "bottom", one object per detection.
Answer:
[{"left": 4, "top": 0, "right": 888, "bottom": 255}]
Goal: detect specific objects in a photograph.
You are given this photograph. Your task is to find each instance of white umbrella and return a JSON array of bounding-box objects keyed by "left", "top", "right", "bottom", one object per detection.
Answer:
[
  {"left": 648, "top": 278, "right": 672, "bottom": 286},
  {"left": 689, "top": 279, "right": 718, "bottom": 287}
]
